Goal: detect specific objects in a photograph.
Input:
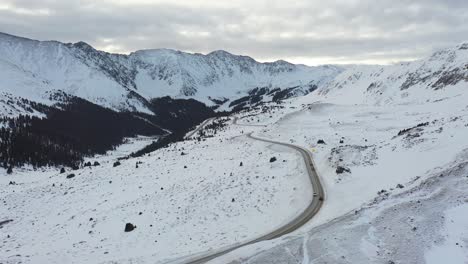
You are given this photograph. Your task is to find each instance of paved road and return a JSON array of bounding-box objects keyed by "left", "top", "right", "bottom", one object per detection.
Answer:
[
  {"left": 181, "top": 117, "right": 325, "bottom": 264},
  {"left": 184, "top": 117, "right": 216, "bottom": 139},
  {"left": 232, "top": 116, "right": 267, "bottom": 127}
]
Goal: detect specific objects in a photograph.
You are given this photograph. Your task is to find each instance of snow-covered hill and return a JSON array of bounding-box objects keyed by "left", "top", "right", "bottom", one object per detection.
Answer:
[
  {"left": 0, "top": 32, "right": 342, "bottom": 115},
  {"left": 203, "top": 43, "right": 468, "bottom": 264},
  {"left": 317, "top": 42, "right": 468, "bottom": 105}
]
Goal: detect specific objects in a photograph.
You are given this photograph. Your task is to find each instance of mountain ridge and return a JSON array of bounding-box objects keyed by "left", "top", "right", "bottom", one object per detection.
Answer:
[
  {"left": 0, "top": 32, "right": 343, "bottom": 115},
  {"left": 312, "top": 41, "right": 468, "bottom": 106}
]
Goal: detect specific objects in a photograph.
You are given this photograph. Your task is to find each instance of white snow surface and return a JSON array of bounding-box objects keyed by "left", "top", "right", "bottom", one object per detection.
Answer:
[
  {"left": 0, "top": 119, "right": 311, "bottom": 263},
  {"left": 425, "top": 204, "right": 468, "bottom": 264}
]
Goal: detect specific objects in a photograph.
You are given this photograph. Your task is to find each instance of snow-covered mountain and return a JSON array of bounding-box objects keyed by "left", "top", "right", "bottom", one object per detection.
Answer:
[
  {"left": 1, "top": 32, "right": 466, "bottom": 117},
  {"left": 317, "top": 43, "right": 468, "bottom": 105},
  {"left": 0, "top": 32, "right": 342, "bottom": 116},
  {"left": 1, "top": 33, "right": 468, "bottom": 264}
]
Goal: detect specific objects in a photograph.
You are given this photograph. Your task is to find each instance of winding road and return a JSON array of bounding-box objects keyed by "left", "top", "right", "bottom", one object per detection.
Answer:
[
  {"left": 184, "top": 117, "right": 216, "bottom": 139},
  {"left": 181, "top": 117, "right": 325, "bottom": 264}
]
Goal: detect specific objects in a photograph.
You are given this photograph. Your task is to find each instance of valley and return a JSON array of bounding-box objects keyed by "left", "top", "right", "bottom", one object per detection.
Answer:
[{"left": 0, "top": 32, "right": 467, "bottom": 264}]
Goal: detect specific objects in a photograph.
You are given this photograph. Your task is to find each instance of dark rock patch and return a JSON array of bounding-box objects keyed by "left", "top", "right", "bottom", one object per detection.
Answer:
[
  {"left": 124, "top": 223, "right": 136, "bottom": 232},
  {"left": 336, "top": 166, "right": 351, "bottom": 174}
]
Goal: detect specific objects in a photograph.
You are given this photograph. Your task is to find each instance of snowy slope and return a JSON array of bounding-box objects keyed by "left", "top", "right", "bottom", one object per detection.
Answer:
[
  {"left": 131, "top": 49, "right": 341, "bottom": 102},
  {"left": 0, "top": 119, "right": 311, "bottom": 263},
  {"left": 0, "top": 33, "right": 150, "bottom": 114},
  {"left": 317, "top": 43, "right": 468, "bottom": 105},
  {"left": 205, "top": 44, "right": 468, "bottom": 264},
  {"left": 211, "top": 96, "right": 468, "bottom": 263},
  {"left": 0, "top": 32, "right": 342, "bottom": 116}
]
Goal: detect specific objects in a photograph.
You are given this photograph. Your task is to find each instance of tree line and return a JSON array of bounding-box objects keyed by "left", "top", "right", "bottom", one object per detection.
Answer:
[{"left": 0, "top": 97, "right": 164, "bottom": 169}]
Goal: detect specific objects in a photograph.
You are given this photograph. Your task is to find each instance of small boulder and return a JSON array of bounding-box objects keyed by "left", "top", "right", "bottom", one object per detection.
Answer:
[
  {"left": 336, "top": 166, "right": 351, "bottom": 174},
  {"left": 60, "top": 168, "right": 66, "bottom": 174},
  {"left": 113, "top": 161, "right": 121, "bottom": 167},
  {"left": 93, "top": 161, "right": 100, "bottom": 166},
  {"left": 317, "top": 139, "right": 326, "bottom": 144},
  {"left": 6, "top": 166, "right": 13, "bottom": 174},
  {"left": 396, "top": 183, "right": 405, "bottom": 189},
  {"left": 269, "top": 157, "right": 277, "bottom": 163},
  {"left": 66, "top": 174, "right": 75, "bottom": 179},
  {"left": 377, "top": 189, "right": 387, "bottom": 195},
  {"left": 239, "top": 162, "right": 243, "bottom": 167},
  {"left": 124, "top": 223, "right": 136, "bottom": 232}
]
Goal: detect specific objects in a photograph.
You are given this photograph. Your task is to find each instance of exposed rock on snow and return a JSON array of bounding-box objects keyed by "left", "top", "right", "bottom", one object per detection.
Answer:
[
  {"left": 335, "top": 166, "right": 351, "bottom": 174},
  {"left": 125, "top": 223, "right": 136, "bottom": 232}
]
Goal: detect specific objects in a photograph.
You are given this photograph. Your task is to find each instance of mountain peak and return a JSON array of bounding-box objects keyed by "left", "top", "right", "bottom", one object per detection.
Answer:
[
  {"left": 458, "top": 43, "right": 468, "bottom": 50},
  {"left": 269, "top": 59, "right": 294, "bottom": 66},
  {"left": 73, "top": 41, "right": 94, "bottom": 50},
  {"left": 130, "top": 48, "right": 189, "bottom": 58},
  {"left": 207, "top": 50, "right": 234, "bottom": 57}
]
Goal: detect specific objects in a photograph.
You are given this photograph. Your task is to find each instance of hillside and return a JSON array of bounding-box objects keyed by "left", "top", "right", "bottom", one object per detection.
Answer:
[{"left": 318, "top": 43, "right": 468, "bottom": 105}]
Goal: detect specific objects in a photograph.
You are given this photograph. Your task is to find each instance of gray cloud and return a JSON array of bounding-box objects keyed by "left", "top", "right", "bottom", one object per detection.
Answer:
[{"left": 0, "top": 0, "right": 467, "bottom": 65}]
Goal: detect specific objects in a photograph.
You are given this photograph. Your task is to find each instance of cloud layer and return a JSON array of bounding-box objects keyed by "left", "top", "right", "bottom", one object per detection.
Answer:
[{"left": 1, "top": 0, "right": 467, "bottom": 65}]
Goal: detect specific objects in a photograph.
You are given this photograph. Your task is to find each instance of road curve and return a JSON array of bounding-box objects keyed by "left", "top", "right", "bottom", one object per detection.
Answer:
[
  {"left": 184, "top": 117, "right": 216, "bottom": 139},
  {"left": 182, "top": 117, "right": 325, "bottom": 264}
]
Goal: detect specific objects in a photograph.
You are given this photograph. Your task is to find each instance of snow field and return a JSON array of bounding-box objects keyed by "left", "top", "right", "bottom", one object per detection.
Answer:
[{"left": 0, "top": 119, "right": 311, "bottom": 263}]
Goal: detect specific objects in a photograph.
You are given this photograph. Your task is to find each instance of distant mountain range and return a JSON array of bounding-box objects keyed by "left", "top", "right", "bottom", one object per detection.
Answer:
[
  {"left": 0, "top": 32, "right": 466, "bottom": 169},
  {"left": 0, "top": 32, "right": 342, "bottom": 116}
]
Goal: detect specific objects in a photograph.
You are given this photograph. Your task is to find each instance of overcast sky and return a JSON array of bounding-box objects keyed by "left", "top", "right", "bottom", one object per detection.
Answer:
[{"left": 1, "top": 0, "right": 467, "bottom": 65}]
